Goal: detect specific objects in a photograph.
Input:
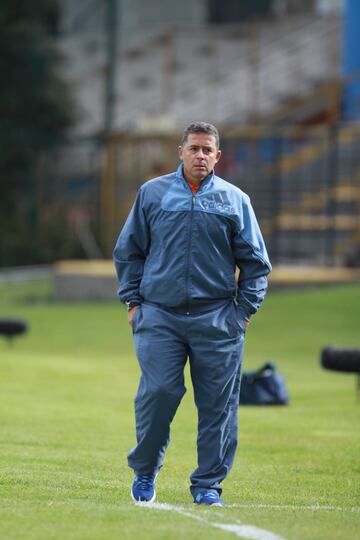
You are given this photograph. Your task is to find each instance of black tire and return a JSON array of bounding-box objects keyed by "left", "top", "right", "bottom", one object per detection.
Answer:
[
  {"left": 321, "top": 346, "right": 360, "bottom": 374},
  {"left": 0, "top": 319, "right": 28, "bottom": 338}
]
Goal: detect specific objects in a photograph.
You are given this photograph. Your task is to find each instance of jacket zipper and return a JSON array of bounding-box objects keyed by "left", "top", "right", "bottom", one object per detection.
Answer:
[
  {"left": 180, "top": 171, "right": 213, "bottom": 314},
  {"left": 185, "top": 194, "right": 196, "bottom": 314}
]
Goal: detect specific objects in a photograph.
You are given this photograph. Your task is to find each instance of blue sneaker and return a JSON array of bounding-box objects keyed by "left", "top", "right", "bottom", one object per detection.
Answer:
[
  {"left": 131, "top": 473, "right": 156, "bottom": 503},
  {"left": 194, "top": 490, "right": 225, "bottom": 507}
]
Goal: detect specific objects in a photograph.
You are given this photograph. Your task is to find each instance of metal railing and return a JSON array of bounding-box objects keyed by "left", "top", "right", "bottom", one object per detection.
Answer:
[
  {"left": 8, "top": 122, "right": 360, "bottom": 267},
  {"left": 101, "top": 123, "right": 360, "bottom": 265}
]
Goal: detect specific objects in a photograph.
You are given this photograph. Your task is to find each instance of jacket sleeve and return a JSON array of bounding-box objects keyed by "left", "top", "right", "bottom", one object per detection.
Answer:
[
  {"left": 113, "top": 187, "right": 150, "bottom": 304},
  {"left": 232, "top": 194, "right": 272, "bottom": 321}
]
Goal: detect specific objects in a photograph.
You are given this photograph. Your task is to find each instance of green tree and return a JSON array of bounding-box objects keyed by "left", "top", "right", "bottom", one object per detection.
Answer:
[{"left": 0, "top": 0, "right": 74, "bottom": 266}]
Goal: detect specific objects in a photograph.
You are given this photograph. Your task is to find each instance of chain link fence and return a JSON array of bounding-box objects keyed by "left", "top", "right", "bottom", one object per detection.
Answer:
[{"left": 25, "top": 123, "right": 360, "bottom": 267}]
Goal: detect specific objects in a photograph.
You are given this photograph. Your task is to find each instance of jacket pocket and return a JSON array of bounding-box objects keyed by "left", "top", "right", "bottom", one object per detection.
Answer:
[
  {"left": 232, "top": 302, "right": 246, "bottom": 334},
  {"left": 131, "top": 305, "right": 142, "bottom": 334},
  {"left": 225, "top": 272, "right": 236, "bottom": 291}
]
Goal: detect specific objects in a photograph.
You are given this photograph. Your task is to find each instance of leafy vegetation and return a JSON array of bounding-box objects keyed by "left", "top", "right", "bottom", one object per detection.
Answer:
[{"left": 0, "top": 0, "right": 73, "bottom": 265}]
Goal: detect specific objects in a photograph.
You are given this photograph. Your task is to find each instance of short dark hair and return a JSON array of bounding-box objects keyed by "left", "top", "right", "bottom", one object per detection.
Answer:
[{"left": 182, "top": 121, "right": 220, "bottom": 149}]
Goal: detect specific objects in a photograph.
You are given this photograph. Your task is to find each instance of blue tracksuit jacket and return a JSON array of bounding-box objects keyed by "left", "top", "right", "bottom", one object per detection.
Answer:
[{"left": 114, "top": 164, "right": 271, "bottom": 320}]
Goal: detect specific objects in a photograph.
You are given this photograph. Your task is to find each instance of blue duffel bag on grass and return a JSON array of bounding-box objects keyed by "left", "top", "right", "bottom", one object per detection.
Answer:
[{"left": 240, "top": 362, "right": 289, "bottom": 405}]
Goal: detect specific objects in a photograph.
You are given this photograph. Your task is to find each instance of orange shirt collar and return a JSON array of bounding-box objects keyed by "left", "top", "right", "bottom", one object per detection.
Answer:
[{"left": 183, "top": 168, "right": 201, "bottom": 194}]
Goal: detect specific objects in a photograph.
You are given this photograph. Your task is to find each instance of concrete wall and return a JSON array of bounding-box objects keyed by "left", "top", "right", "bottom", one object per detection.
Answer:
[{"left": 54, "top": 261, "right": 119, "bottom": 301}]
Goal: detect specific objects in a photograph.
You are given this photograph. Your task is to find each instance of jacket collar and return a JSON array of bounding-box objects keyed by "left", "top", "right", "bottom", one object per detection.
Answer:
[{"left": 176, "top": 164, "right": 214, "bottom": 193}]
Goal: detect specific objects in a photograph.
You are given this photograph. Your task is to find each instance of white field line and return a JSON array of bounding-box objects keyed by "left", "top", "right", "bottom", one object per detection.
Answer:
[
  {"left": 140, "top": 502, "right": 288, "bottom": 540},
  {"left": 229, "top": 503, "right": 360, "bottom": 513}
]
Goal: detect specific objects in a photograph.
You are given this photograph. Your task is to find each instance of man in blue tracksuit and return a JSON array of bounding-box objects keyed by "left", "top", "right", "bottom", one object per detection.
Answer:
[{"left": 114, "top": 122, "right": 271, "bottom": 507}]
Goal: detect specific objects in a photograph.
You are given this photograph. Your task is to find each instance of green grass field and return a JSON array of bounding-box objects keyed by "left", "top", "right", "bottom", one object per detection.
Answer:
[{"left": 1, "top": 282, "right": 359, "bottom": 540}]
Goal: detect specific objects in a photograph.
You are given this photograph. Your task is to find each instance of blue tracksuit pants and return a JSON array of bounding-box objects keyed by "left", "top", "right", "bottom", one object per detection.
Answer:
[{"left": 128, "top": 299, "right": 245, "bottom": 496}]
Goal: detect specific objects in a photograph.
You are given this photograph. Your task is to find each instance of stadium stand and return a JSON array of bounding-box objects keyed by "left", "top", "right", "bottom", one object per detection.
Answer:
[
  {"left": 58, "top": 13, "right": 341, "bottom": 135},
  {"left": 38, "top": 1, "right": 359, "bottom": 268}
]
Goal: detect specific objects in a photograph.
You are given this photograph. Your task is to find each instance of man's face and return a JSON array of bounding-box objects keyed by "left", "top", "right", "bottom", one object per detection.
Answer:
[{"left": 178, "top": 133, "right": 221, "bottom": 184}]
